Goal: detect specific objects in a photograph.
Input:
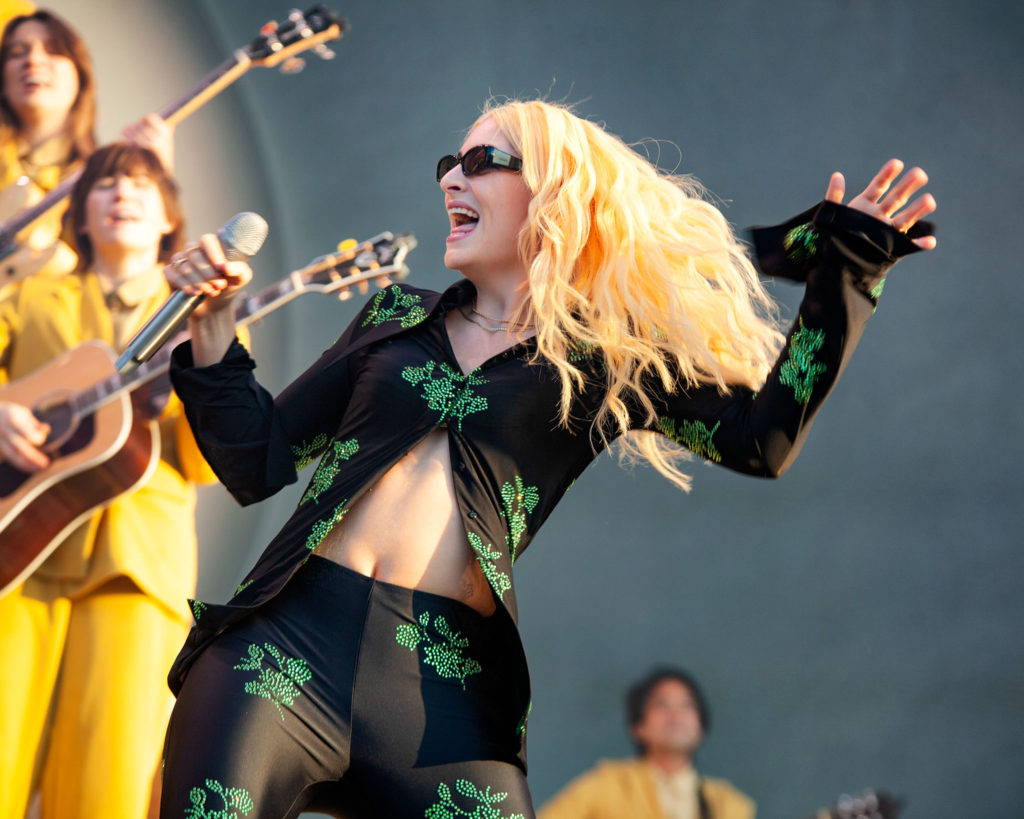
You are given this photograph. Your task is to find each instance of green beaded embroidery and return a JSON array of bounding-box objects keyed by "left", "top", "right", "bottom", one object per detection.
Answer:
[
  {"left": 304, "top": 502, "right": 349, "bottom": 553},
  {"left": 189, "top": 599, "right": 207, "bottom": 622},
  {"left": 783, "top": 223, "right": 819, "bottom": 264},
  {"left": 516, "top": 701, "right": 532, "bottom": 739},
  {"left": 467, "top": 532, "right": 511, "bottom": 601},
  {"left": 234, "top": 579, "right": 254, "bottom": 597},
  {"left": 233, "top": 642, "right": 311, "bottom": 721},
  {"left": 780, "top": 317, "right": 827, "bottom": 405},
  {"left": 402, "top": 361, "right": 489, "bottom": 430},
  {"left": 657, "top": 417, "right": 722, "bottom": 463},
  {"left": 185, "top": 778, "right": 254, "bottom": 818},
  {"left": 395, "top": 611, "right": 483, "bottom": 690},
  {"left": 501, "top": 476, "right": 539, "bottom": 565},
  {"left": 424, "top": 779, "right": 525, "bottom": 819},
  {"left": 362, "top": 285, "right": 428, "bottom": 329},
  {"left": 300, "top": 438, "right": 359, "bottom": 506},
  {"left": 291, "top": 433, "right": 329, "bottom": 471}
]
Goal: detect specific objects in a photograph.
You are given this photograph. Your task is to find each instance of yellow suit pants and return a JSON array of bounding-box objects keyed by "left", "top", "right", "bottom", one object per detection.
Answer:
[{"left": 0, "top": 577, "right": 186, "bottom": 819}]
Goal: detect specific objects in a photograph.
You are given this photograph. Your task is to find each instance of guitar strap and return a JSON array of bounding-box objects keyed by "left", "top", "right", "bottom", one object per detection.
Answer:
[{"left": 697, "top": 778, "right": 711, "bottom": 819}]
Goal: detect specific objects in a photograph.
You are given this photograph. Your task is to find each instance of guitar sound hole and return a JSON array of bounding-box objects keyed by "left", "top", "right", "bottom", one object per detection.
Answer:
[{"left": 35, "top": 400, "right": 75, "bottom": 449}]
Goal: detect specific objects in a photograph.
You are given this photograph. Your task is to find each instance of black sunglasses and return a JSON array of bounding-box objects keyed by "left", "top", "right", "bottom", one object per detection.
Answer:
[{"left": 435, "top": 145, "right": 523, "bottom": 182}]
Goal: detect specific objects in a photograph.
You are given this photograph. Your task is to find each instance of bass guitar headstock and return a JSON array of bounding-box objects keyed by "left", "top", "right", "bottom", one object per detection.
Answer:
[
  {"left": 295, "top": 232, "right": 417, "bottom": 299},
  {"left": 244, "top": 5, "right": 349, "bottom": 72}
]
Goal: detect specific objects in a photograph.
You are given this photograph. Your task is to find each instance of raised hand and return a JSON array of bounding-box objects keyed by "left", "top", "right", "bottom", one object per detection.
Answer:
[
  {"left": 825, "top": 159, "right": 937, "bottom": 250},
  {"left": 122, "top": 113, "right": 175, "bottom": 172}
]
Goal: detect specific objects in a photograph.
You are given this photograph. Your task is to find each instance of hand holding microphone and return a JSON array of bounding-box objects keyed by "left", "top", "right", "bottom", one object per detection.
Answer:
[
  {"left": 116, "top": 212, "right": 267, "bottom": 373},
  {"left": 165, "top": 211, "right": 267, "bottom": 318}
]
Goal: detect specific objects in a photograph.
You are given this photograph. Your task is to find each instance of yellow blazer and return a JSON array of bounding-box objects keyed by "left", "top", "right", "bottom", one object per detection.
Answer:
[
  {"left": 0, "top": 131, "right": 80, "bottom": 292},
  {"left": 538, "top": 759, "right": 755, "bottom": 819},
  {"left": 0, "top": 268, "right": 217, "bottom": 622}
]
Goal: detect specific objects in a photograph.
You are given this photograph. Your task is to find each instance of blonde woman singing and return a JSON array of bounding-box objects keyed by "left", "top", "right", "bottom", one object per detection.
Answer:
[{"left": 157, "top": 99, "right": 935, "bottom": 818}]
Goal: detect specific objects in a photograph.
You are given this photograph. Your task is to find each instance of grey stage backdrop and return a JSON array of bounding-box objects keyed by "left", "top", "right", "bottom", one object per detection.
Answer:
[{"left": 49, "top": 1, "right": 1022, "bottom": 816}]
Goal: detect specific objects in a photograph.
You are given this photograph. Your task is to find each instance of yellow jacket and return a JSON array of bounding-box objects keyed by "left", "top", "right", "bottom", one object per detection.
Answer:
[
  {"left": 538, "top": 759, "right": 755, "bottom": 819},
  {"left": 0, "top": 130, "right": 80, "bottom": 293},
  {"left": 0, "top": 267, "right": 216, "bottom": 622}
]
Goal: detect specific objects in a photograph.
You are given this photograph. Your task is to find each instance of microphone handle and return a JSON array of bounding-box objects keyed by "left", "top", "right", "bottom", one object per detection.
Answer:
[{"left": 114, "top": 290, "right": 205, "bottom": 373}]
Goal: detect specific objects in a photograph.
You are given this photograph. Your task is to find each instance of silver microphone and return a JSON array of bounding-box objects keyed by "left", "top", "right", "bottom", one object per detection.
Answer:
[{"left": 115, "top": 212, "right": 268, "bottom": 374}]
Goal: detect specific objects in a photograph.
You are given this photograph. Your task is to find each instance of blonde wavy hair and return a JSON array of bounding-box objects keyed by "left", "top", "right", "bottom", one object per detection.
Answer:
[{"left": 478, "top": 99, "right": 785, "bottom": 489}]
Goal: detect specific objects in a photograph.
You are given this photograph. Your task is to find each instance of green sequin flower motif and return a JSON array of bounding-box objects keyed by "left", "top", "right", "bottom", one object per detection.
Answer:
[
  {"left": 304, "top": 502, "right": 349, "bottom": 553},
  {"left": 189, "top": 599, "right": 207, "bottom": 622},
  {"left": 233, "top": 642, "right": 312, "bottom": 721},
  {"left": 395, "top": 611, "right": 482, "bottom": 690},
  {"left": 780, "top": 317, "right": 827, "bottom": 405},
  {"left": 402, "top": 361, "right": 489, "bottom": 430},
  {"left": 657, "top": 417, "right": 722, "bottom": 463},
  {"left": 291, "top": 433, "right": 329, "bottom": 471},
  {"left": 184, "top": 778, "right": 254, "bottom": 818},
  {"left": 300, "top": 438, "right": 359, "bottom": 506},
  {"left": 424, "top": 779, "right": 525, "bottom": 819},
  {"left": 362, "top": 285, "right": 428, "bottom": 329},
  {"left": 501, "top": 476, "right": 539, "bottom": 565},
  {"left": 783, "top": 223, "right": 819, "bottom": 264},
  {"left": 467, "top": 532, "right": 511, "bottom": 601}
]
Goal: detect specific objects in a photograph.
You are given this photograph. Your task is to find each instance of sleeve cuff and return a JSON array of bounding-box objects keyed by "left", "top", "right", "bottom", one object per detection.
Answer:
[{"left": 750, "top": 200, "right": 935, "bottom": 283}]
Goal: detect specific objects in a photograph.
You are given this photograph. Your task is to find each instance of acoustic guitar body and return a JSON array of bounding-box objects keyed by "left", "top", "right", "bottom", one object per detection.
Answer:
[{"left": 0, "top": 342, "right": 158, "bottom": 596}]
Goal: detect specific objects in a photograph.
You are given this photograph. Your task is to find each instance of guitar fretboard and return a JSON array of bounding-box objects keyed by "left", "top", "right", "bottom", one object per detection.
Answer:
[{"left": 72, "top": 275, "right": 303, "bottom": 416}]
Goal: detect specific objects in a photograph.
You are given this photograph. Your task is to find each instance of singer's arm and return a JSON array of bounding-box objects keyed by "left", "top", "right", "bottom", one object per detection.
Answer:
[{"left": 170, "top": 315, "right": 365, "bottom": 505}]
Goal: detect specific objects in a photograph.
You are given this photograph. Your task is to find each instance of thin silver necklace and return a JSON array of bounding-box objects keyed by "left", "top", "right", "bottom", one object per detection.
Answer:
[{"left": 458, "top": 303, "right": 535, "bottom": 333}]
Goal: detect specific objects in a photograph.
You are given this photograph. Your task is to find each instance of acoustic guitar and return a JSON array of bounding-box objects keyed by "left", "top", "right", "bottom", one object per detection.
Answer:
[
  {"left": 0, "top": 231, "right": 415, "bottom": 598},
  {"left": 0, "top": 4, "right": 348, "bottom": 287}
]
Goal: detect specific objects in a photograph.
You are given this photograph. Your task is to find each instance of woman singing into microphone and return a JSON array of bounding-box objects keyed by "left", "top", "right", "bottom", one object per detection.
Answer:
[{"left": 158, "top": 98, "right": 935, "bottom": 818}]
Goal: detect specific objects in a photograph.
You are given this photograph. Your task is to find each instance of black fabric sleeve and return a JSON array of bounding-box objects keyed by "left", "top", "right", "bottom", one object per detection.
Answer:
[
  {"left": 170, "top": 307, "right": 367, "bottom": 505},
  {"left": 647, "top": 201, "right": 930, "bottom": 478}
]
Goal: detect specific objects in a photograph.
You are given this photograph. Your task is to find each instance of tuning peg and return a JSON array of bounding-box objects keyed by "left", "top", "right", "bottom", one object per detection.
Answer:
[
  {"left": 314, "top": 43, "right": 336, "bottom": 60},
  {"left": 337, "top": 238, "right": 357, "bottom": 254},
  {"left": 337, "top": 288, "right": 352, "bottom": 301},
  {"left": 378, "top": 277, "right": 393, "bottom": 287}
]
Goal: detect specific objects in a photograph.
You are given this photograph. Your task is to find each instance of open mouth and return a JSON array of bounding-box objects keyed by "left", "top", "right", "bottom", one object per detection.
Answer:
[
  {"left": 448, "top": 206, "right": 479, "bottom": 236},
  {"left": 21, "top": 73, "right": 50, "bottom": 90}
]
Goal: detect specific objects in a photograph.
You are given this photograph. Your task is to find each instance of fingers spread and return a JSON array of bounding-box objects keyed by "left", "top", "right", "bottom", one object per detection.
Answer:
[
  {"left": 861, "top": 158, "right": 905, "bottom": 202},
  {"left": 880, "top": 167, "right": 929, "bottom": 217}
]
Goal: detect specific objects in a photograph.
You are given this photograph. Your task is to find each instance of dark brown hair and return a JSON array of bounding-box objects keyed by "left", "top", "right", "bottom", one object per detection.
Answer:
[
  {"left": 0, "top": 10, "right": 97, "bottom": 162},
  {"left": 626, "top": 666, "right": 711, "bottom": 754},
  {"left": 67, "top": 143, "right": 184, "bottom": 268}
]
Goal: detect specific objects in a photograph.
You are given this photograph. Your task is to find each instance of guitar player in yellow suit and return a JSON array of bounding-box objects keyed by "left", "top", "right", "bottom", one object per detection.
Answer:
[
  {"left": 0, "top": 8, "right": 175, "bottom": 299},
  {"left": 0, "top": 142, "right": 217, "bottom": 819}
]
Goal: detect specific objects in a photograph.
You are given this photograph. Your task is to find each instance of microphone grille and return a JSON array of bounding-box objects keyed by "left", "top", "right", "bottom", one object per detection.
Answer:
[{"left": 218, "top": 212, "right": 269, "bottom": 260}]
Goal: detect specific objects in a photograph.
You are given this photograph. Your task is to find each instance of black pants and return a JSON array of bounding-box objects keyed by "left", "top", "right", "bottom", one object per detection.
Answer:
[{"left": 160, "top": 555, "right": 533, "bottom": 818}]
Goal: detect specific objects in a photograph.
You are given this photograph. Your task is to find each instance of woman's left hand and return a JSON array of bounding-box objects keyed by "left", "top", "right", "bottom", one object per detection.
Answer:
[
  {"left": 825, "top": 159, "right": 937, "bottom": 250},
  {"left": 122, "top": 113, "right": 175, "bottom": 172}
]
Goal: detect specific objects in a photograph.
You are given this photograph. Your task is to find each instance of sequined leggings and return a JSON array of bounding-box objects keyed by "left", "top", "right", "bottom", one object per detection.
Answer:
[{"left": 159, "top": 555, "right": 534, "bottom": 818}]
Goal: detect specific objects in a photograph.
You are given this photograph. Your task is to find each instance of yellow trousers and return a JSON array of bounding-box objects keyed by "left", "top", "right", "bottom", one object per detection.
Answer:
[{"left": 0, "top": 576, "right": 187, "bottom": 819}]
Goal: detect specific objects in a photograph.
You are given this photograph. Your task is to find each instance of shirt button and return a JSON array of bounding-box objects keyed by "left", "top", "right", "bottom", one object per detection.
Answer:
[
  {"left": 458, "top": 461, "right": 467, "bottom": 471},
  {"left": 468, "top": 511, "right": 478, "bottom": 519}
]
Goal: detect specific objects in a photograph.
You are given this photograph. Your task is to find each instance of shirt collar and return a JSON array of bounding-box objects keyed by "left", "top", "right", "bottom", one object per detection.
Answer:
[
  {"left": 97, "top": 265, "right": 167, "bottom": 307},
  {"left": 438, "top": 278, "right": 477, "bottom": 314}
]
